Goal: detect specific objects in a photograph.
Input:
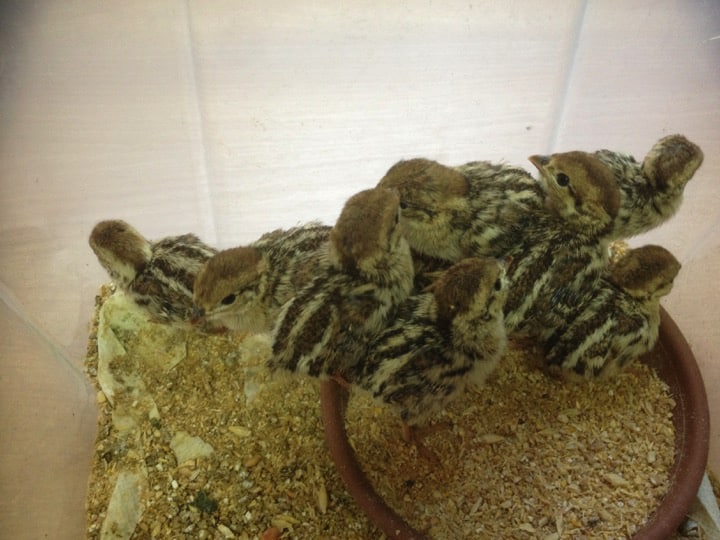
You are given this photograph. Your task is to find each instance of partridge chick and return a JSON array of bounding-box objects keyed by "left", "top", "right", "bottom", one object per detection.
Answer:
[
  {"left": 542, "top": 245, "right": 680, "bottom": 379},
  {"left": 381, "top": 151, "right": 660, "bottom": 342},
  {"left": 352, "top": 257, "right": 507, "bottom": 436},
  {"left": 503, "top": 151, "right": 622, "bottom": 334},
  {"left": 192, "top": 222, "right": 330, "bottom": 333},
  {"left": 528, "top": 151, "right": 620, "bottom": 237},
  {"left": 377, "top": 158, "right": 474, "bottom": 261},
  {"left": 594, "top": 134, "right": 703, "bottom": 239},
  {"left": 378, "top": 142, "right": 690, "bottom": 349},
  {"left": 269, "top": 187, "right": 414, "bottom": 378},
  {"left": 89, "top": 219, "right": 217, "bottom": 325},
  {"left": 378, "top": 158, "right": 543, "bottom": 260}
]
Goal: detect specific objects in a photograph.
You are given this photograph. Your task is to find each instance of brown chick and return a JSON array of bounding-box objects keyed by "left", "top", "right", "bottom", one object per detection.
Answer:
[
  {"left": 376, "top": 143, "right": 691, "bottom": 372},
  {"left": 269, "top": 187, "right": 414, "bottom": 378},
  {"left": 89, "top": 219, "right": 217, "bottom": 326},
  {"left": 473, "top": 152, "right": 621, "bottom": 333},
  {"left": 500, "top": 151, "right": 623, "bottom": 334},
  {"left": 352, "top": 257, "right": 508, "bottom": 445},
  {"left": 378, "top": 158, "right": 474, "bottom": 261},
  {"left": 192, "top": 222, "right": 330, "bottom": 333},
  {"left": 594, "top": 134, "right": 704, "bottom": 239},
  {"left": 382, "top": 151, "right": 679, "bottom": 346},
  {"left": 542, "top": 245, "right": 681, "bottom": 379},
  {"left": 378, "top": 157, "right": 544, "bottom": 260},
  {"left": 528, "top": 151, "right": 620, "bottom": 238},
  {"left": 383, "top": 136, "right": 701, "bottom": 265}
]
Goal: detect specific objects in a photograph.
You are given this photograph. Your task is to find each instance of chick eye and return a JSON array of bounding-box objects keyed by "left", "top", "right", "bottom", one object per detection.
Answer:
[
  {"left": 220, "top": 293, "right": 237, "bottom": 306},
  {"left": 494, "top": 279, "right": 503, "bottom": 291},
  {"left": 556, "top": 173, "right": 570, "bottom": 187}
]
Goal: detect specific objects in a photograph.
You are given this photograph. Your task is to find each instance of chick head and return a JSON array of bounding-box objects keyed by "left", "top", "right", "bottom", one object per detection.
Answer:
[
  {"left": 328, "top": 187, "right": 409, "bottom": 277},
  {"left": 192, "top": 246, "right": 269, "bottom": 331},
  {"left": 529, "top": 152, "right": 620, "bottom": 236},
  {"left": 377, "top": 158, "right": 471, "bottom": 260},
  {"left": 89, "top": 219, "right": 152, "bottom": 287},
  {"left": 642, "top": 134, "right": 703, "bottom": 191},
  {"left": 610, "top": 244, "right": 681, "bottom": 300},
  {"left": 430, "top": 257, "right": 508, "bottom": 325}
]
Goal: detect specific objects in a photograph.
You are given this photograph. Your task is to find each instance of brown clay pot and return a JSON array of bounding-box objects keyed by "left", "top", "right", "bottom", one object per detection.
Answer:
[{"left": 320, "top": 307, "right": 710, "bottom": 540}]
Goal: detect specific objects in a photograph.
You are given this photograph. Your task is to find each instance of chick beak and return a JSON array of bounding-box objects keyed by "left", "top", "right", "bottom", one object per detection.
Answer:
[
  {"left": 528, "top": 154, "right": 550, "bottom": 172},
  {"left": 190, "top": 306, "right": 205, "bottom": 326}
]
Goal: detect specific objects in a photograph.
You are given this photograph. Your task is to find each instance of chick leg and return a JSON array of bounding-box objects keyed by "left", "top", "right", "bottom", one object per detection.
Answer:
[
  {"left": 330, "top": 372, "right": 352, "bottom": 391},
  {"left": 400, "top": 422, "right": 449, "bottom": 466}
]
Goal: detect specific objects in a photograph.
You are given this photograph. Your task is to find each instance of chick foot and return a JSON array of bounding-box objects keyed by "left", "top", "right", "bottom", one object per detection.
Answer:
[{"left": 400, "top": 421, "right": 454, "bottom": 466}]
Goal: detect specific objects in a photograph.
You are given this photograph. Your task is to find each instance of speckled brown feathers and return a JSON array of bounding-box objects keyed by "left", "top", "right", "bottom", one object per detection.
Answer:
[
  {"left": 269, "top": 187, "right": 414, "bottom": 378},
  {"left": 353, "top": 257, "right": 508, "bottom": 427},
  {"left": 380, "top": 153, "right": 620, "bottom": 336},
  {"left": 192, "top": 223, "right": 330, "bottom": 333},
  {"left": 378, "top": 158, "right": 542, "bottom": 260},
  {"left": 378, "top": 158, "right": 473, "bottom": 262},
  {"left": 594, "top": 134, "right": 703, "bottom": 238},
  {"left": 455, "top": 160, "right": 546, "bottom": 255},
  {"left": 89, "top": 219, "right": 217, "bottom": 325},
  {"left": 542, "top": 245, "right": 681, "bottom": 379}
]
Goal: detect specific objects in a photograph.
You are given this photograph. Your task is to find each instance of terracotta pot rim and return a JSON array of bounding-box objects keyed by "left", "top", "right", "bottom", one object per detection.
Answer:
[
  {"left": 632, "top": 307, "right": 710, "bottom": 539},
  {"left": 320, "top": 307, "right": 709, "bottom": 540}
]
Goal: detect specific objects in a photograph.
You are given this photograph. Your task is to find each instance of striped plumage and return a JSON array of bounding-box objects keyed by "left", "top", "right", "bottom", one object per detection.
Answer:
[
  {"left": 542, "top": 245, "right": 681, "bottom": 379},
  {"left": 380, "top": 146, "right": 691, "bottom": 380},
  {"left": 192, "top": 222, "right": 330, "bottom": 333},
  {"left": 378, "top": 158, "right": 543, "bottom": 261},
  {"left": 379, "top": 153, "right": 619, "bottom": 335},
  {"left": 377, "top": 158, "right": 474, "bottom": 262},
  {"left": 457, "top": 160, "right": 546, "bottom": 255},
  {"left": 501, "top": 232, "right": 608, "bottom": 335},
  {"left": 269, "top": 187, "right": 414, "bottom": 379},
  {"left": 507, "top": 151, "right": 621, "bottom": 336},
  {"left": 89, "top": 220, "right": 217, "bottom": 325},
  {"left": 594, "top": 134, "right": 703, "bottom": 239},
  {"left": 352, "top": 257, "right": 507, "bottom": 427}
]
